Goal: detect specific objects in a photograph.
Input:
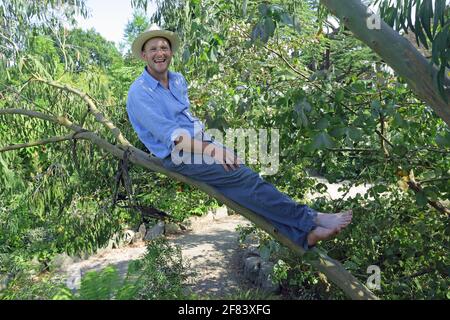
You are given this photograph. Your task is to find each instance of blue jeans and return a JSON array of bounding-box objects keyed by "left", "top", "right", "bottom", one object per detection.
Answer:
[{"left": 162, "top": 151, "right": 317, "bottom": 250}]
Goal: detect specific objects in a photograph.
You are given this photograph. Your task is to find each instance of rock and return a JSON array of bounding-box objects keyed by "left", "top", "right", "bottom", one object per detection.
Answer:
[
  {"left": 132, "top": 232, "right": 144, "bottom": 243},
  {"left": 108, "top": 230, "right": 135, "bottom": 249},
  {"left": 65, "top": 268, "right": 82, "bottom": 291},
  {"left": 243, "top": 256, "right": 261, "bottom": 284},
  {"left": 138, "top": 223, "right": 146, "bottom": 235},
  {"left": 0, "top": 274, "right": 11, "bottom": 291},
  {"left": 212, "top": 206, "right": 228, "bottom": 220},
  {"left": 51, "top": 253, "right": 74, "bottom": 272},
  {"left": 123, "top": 230, "right": 135, "bottom": 245},
  {"left": 165, "top": 222, "right": 181, "bottom": 235},
  {"left": 243, "top": 246, "right": 260, "bottom": 259},
  {"left": 30, "top": 256, "right": 42, "bottom": 270},
  {"left": 257, "top": 262, "right": 281, "bottom": 294},
  {"left": 132, "top": 223, "right": 147, "bottom": 243},
  {"left": 144, "top": 221, "right": 165, "bottom": 241},
  {"left": 105, "top": 239, "right": 115, "bottom": 250}
]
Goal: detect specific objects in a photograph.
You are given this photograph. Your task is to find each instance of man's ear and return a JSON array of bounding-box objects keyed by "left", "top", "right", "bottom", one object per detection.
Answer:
[{"left": 141, "top": 51, "right": 146, "bottom": 60}]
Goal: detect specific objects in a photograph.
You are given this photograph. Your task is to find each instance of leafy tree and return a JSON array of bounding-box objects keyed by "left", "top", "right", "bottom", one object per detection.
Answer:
[
  {"left": 1, "top": 0, "right": 448, "bottom": 300},
  {"left": 65, "top": 28, "right": 123, "bottom": 72}
]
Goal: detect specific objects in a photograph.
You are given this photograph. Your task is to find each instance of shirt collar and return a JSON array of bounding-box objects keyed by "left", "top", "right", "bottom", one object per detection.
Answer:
[{"left": 142, "top": 67, "right": 174, "bottom": 90}]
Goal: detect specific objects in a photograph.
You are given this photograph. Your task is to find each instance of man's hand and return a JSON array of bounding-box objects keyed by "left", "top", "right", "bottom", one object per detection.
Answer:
[
  {"left": 210, "top": 145, "right": 242, "bottom": 172},
  {"left": 174, "top": 133, "right": 242, "bottom": 171}
]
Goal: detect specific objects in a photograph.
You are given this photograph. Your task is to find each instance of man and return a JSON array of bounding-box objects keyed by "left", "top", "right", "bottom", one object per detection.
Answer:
[{"left": 126, "top": 25, "right": 352, "bottom": 250}]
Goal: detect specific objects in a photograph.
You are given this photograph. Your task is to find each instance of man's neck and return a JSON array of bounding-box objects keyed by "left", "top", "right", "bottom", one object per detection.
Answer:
[{"left": 146, "top": 66, "right": 169, "bottom": 89}]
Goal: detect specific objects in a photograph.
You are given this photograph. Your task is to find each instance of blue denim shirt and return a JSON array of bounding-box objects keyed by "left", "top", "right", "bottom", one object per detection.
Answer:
[{"left": 127, "top": 68, "right": 207, "bottom": 159}]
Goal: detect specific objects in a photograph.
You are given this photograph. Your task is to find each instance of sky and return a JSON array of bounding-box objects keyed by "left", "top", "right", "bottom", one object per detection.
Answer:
[{"left": 75, "top": 0, "right": 155, "bottom": 47}]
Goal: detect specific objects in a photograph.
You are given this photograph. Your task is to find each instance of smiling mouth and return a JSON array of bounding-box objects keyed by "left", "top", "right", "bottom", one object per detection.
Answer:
[{"left": 154, "top": 59, "right": 166, "bottom": 64}]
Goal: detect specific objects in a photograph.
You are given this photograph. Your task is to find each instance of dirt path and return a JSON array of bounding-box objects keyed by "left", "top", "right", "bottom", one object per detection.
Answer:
[
  {"left": 62, "top": 208, "right": 251, "bottom": 298},
  {"left": 64, "top": 244, "right": 148, "bottom": 290},
  {"left": 167, "top": 212, "right": 252, "bottom": 298},
  {"left": 61, "top": 177, "right": 371, "bottom": 295}
]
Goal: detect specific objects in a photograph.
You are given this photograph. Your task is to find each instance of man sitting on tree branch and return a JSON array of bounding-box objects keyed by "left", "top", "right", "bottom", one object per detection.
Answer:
[{"left": 126, "top": 25, "right": 352, "bottom": 249}]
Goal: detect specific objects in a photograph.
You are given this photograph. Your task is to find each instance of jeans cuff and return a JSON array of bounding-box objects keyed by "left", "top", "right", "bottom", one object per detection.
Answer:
[{"left": 301, "top": 207, "right": 318, "bottom": 251}]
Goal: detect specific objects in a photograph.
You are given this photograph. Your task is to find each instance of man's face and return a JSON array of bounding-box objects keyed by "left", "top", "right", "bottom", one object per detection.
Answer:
[{"left": 141, "top": 37, "right": 173, "bottom": 76}]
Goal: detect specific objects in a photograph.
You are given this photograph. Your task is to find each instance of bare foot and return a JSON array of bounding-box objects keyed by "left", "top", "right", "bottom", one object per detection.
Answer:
[
  {"left": 315, "top": 210, "right": 353, "bottom": 230},
  {"left": 307, "top": 226, "right": 340, "bottom": 247}
]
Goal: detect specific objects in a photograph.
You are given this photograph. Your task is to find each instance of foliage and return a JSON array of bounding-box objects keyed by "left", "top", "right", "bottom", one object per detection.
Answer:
[
  {"left": 1, "top": 239, "right": 192, "bottom": 300},
  {"left": 373, "top": 0, "right": 450, "bottom": 99},
  {"left": 1, "top": 0, "right": 449, "bottom": 300},
  {"left": 56, "top": 238, "right": 191, "bottom": 300}
]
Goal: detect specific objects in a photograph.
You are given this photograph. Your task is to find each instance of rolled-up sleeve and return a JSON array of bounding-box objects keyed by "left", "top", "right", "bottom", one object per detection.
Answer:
[{"left": 127, "top": 91, "right": 182, "bottom": 153}]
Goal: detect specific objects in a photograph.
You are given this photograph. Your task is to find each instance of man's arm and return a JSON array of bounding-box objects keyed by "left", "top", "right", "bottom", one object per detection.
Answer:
[{"left": 173, "top": 133, "right": 241, "bottom": 171}]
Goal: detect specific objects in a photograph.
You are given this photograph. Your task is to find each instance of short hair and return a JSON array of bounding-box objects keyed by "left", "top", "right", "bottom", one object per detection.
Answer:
[{"left": 142, "top": 37, "right": 172, "bottom": 52}]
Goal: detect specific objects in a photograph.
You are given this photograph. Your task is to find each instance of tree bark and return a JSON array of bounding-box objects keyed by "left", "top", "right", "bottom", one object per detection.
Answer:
[{"left": 320, "top": 0, "right": 450, "bottom": 127}]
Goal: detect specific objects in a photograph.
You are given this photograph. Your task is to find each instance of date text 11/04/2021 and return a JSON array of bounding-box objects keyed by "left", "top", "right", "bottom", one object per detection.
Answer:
[{"left": 178, "top": 304, "right": 271, "bottom": 317}]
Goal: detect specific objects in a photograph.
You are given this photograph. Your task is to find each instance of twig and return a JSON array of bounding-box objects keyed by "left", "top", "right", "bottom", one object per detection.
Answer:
[
  {"left": 33, "top": 77, "right": 132, "bottom": 147},
  {"left": 0, "top": 133, "right": 88, "bottom": 152},
  {"left": 407, "top": 171, "right": 449, "bottom": 215}
]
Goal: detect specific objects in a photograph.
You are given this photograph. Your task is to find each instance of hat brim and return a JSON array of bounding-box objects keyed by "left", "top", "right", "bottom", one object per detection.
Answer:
[{"left": 131, "top": 30, "right": 180, "bottom": 61}]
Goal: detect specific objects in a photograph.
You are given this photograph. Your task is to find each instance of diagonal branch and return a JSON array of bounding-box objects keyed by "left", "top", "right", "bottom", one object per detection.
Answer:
[
  {"left": 0, "top": 133, "right": 89, "bottom": 153},
  {"left": 407, "top": 171, "right": 449, "bottom": 216}
]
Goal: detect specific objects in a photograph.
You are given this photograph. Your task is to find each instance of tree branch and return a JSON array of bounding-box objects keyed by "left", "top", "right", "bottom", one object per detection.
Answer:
[
  {"left": 327, "top": 148, "right": 378, "bottom": 153},
  {"left": 0, "top": 133, "right": 89, "bottom": 153},
  {"left": 320, "top": 0, "right": 450, "bottom": 127},
  {"left": 408, "top": 171, "right": 450, "bottom": 215},
  {"left": 33, "top": 77, "right": 132, "bottom": 147}
]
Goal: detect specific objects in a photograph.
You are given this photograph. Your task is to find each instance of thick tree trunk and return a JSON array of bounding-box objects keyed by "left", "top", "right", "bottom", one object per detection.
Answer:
[{"left": 320, "top": 0, "right": 450, "bottom": 126}]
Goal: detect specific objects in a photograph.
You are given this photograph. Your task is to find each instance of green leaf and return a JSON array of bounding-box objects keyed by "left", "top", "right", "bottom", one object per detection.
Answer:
[
  {"left": 370, "top": 100, "right": 382, "bottom": 117},
  {"left": 264, "top": 17, "right": 276, "bottom": 38},
  {"left": 251, "top": 22, "right": 267, "bottom": 43},
  {"left": 335, "top": 90, "right": 345, "bottom": 104},
  {"left": 392, "top": 112, "right": 408, "bottom": 128},
  {"left": 414, "top": 12, "right": 429, "bottom": 49},
  {"left": 393, "top": 145, "right": 408, "bottom": 157},
  {"left": 435, "top": 132, "right": 450, "bottom": 148},
  {"left": 311, "top": 132, "right": 334, "bottom": 150},
  {"left": 182, "top": 47, "right": 190, "bottom": 63},
  {"left": 258, "top": 3, "right": 268, "bottom": 16},
  {"left": 209, "top": 48, "right": 217, "bottom": 62},
  {"left": 423, "top": 187, "right": 438, "bottom": 201},
  {"left": 279, "top": 12, "right": 301, "bottom": 33},
  {"left": 415, "top": 191, "right": 428, "bottom": 207},
  {"left": 329, "top": 127, "right": 347, "bottom": 138},
  {"left": 315, "top": 118, "right": 329, "bottom": 130},
  {"left": 280, "top": 12, "right": 293, "bottom": 25},
  {"left": 347, "top": 127, "right": 364, "bottom": 142},
  {"left": 294, "top": 97, "right": 312, "bottom": 128},
  {"left": 420, "top": 170, "right": 435, "bottom": 180},
  {"left": 315, "top": 183, "right": 328, "bottom": 193}
]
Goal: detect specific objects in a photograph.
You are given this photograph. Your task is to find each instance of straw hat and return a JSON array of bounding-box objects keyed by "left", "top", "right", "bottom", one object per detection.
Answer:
[{"left": 131, "top": 24, "right": 180, "bottom": 61}]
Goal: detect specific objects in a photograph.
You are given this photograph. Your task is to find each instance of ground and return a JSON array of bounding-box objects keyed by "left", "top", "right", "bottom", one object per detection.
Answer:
[{"left": 63, "top": 210, "right": 253, "bottom": 298}]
